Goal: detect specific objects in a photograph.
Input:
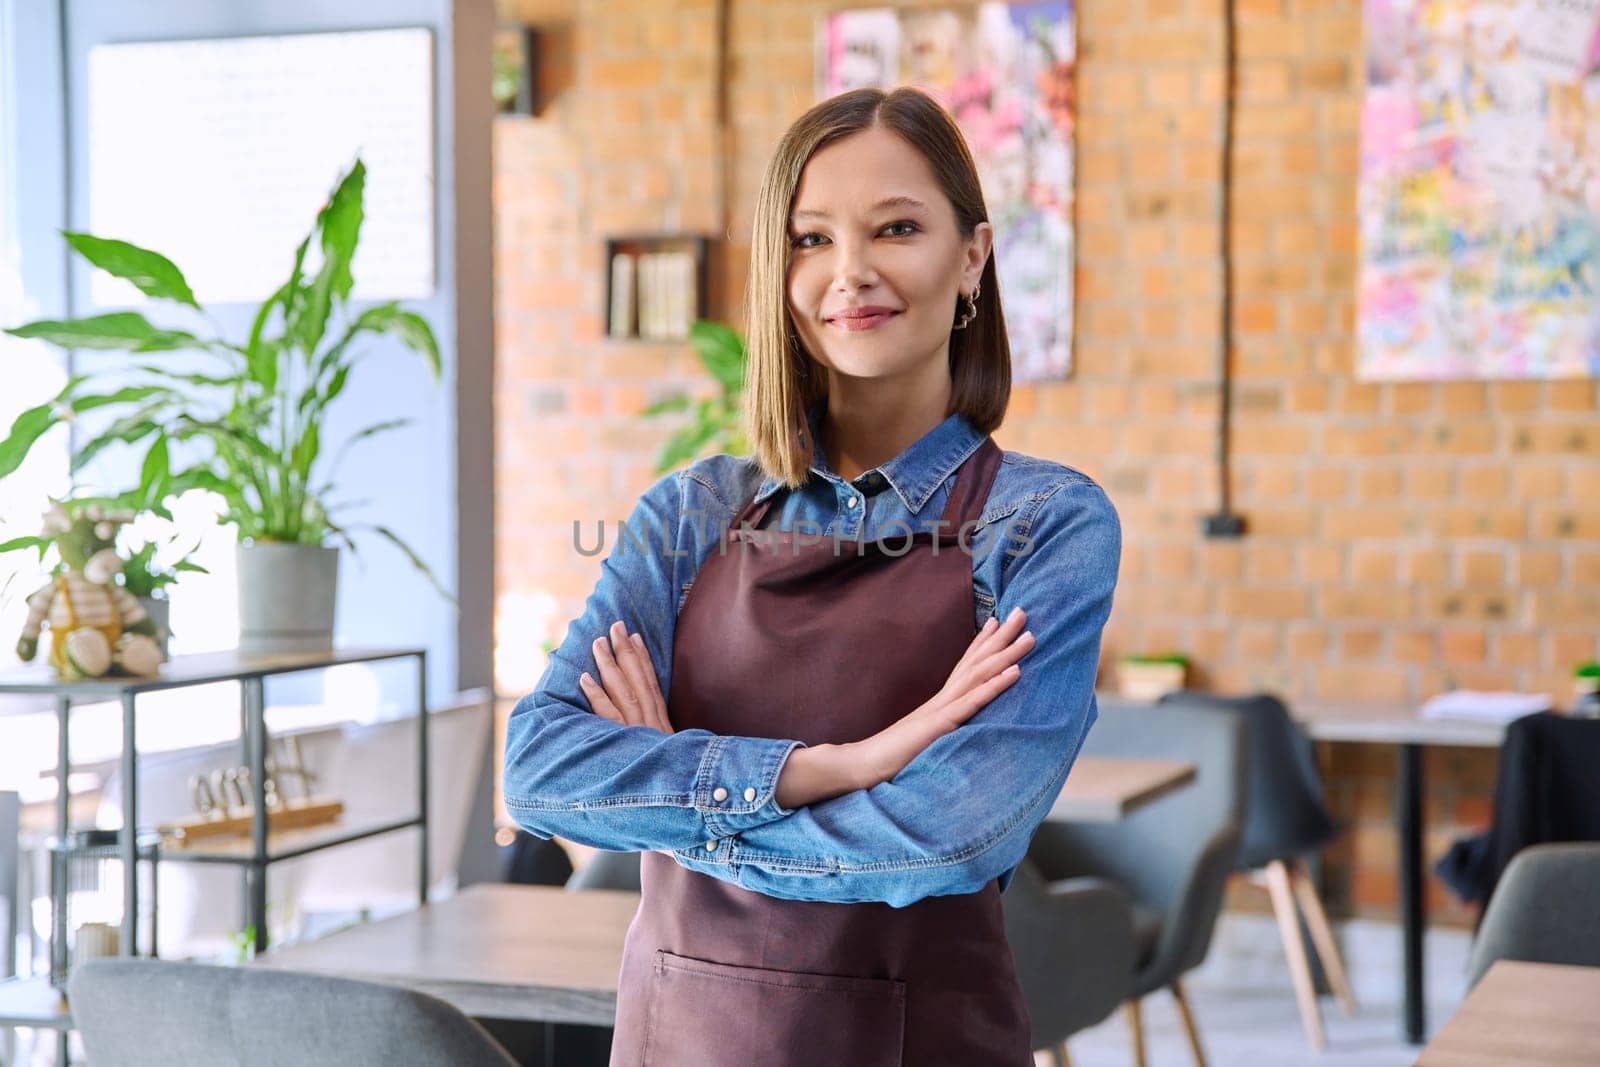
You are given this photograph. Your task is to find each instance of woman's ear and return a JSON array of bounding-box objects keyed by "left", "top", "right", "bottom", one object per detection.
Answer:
[{"left": 963, "top": 221, "right": 994, "bottom": 293}]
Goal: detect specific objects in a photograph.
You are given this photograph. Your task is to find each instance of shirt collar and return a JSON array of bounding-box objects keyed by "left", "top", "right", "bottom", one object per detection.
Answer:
[{"left": 750, "top": 398, "right": 986, "bottom": 515}]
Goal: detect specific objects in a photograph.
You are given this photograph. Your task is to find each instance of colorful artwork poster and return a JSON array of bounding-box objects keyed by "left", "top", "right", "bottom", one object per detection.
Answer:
[
  {"left": 821, "top": 4, "right": 1076, "bottom": 382},
  {"left": 1358, "top": 0, "right": 1600, "bottom": 380}
]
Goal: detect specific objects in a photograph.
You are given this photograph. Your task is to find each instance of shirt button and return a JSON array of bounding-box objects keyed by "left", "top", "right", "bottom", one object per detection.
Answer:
[
  {"left": 743, "top": 787, "right": 757, "bottom": 802},
  {"left": 846, "top": 495, "right": 859, "bottom": 508},
  {"left": 712, "top": 787, "right": 728, "bottom": 802},
  {"left": 706, "top": 839, "right": 718, "bottom": 852}
]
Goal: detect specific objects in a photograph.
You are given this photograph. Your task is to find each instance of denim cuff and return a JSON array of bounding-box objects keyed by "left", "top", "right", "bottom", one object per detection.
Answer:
[{"left": 694, "top": 735, "right": 808, "bottom": 839}]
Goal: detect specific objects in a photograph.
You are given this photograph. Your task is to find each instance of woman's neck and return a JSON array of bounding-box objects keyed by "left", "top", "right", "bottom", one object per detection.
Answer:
[{"left": 819, "top": 369, "right": 952, "bottom": 481}]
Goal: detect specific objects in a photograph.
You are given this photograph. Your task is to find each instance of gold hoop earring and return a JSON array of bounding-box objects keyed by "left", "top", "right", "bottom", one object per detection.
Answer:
[{"left": 953, "top": 280, "right": 981, "bottom": 331}]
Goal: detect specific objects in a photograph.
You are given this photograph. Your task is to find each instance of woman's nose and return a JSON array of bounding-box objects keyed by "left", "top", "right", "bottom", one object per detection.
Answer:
[{"left": 832, "top": 241, "right": 879, "bottom": 291}]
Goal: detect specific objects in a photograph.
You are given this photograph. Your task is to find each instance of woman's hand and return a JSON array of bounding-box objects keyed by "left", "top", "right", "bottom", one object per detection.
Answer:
[{"left": 578, "top": 621, "right": 674, "bottom": 734}]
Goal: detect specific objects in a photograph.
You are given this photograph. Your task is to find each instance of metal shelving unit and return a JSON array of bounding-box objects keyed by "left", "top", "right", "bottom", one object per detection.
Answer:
[{"left": 0, "top": 646, "right": 429, "bottom": 1037}]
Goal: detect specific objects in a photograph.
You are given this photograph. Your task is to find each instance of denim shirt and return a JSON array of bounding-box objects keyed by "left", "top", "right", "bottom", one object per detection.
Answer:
[{"left": 503, "top": 401, "right": 1122, "bottom": 908}]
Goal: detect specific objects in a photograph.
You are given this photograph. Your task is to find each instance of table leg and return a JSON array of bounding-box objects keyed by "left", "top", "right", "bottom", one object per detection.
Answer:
[
  {"left": 50, "top": 697, "right": 70, "bottom": 985},
  {"left": 417, "top": 652, "right": 430, "bottom": 905},
  {"left": 245, "top": 678, "right": 268, "bottom": 955},
  {"left": 1398, "top": 742, "right": 1424, "bottom": 1044},
  {"left": 120, "top": 693, "right": 138, "bottom": 959}
]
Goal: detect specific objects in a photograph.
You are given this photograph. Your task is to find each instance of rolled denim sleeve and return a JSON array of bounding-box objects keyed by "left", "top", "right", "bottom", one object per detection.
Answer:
[
  {"left": 502, "top": 467, "right": 808, "bottom": 853},
  {"left": 666, "top": 481, "right": 1121, "bottom": 907}
]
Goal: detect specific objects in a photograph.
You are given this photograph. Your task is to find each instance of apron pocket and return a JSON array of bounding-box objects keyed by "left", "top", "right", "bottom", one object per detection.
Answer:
[{"left": 641, "top": 949, "right": 906, "bottom": 1066}]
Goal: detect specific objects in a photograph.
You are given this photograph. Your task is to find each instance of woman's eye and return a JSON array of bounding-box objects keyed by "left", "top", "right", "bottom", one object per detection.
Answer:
[
  {"left": 791, "top": 233, "right": 825, "bottom": 249},
  {"left": 882, "top": 221, "right": 918, "bottom": 237}
]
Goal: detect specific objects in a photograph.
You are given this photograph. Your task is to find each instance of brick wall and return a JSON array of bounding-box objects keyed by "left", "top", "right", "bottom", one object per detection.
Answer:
[{"left": 491, "top": 0, "right": 1600, "bottom": 925}]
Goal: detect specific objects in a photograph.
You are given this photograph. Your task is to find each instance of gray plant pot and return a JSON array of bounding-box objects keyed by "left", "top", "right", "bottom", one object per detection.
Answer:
[
  {"left": 136, "top": 595, "right": 171, "bottom": 658},
  {"left": 236, "top": 542, "right": 339, "bottom": 656}
]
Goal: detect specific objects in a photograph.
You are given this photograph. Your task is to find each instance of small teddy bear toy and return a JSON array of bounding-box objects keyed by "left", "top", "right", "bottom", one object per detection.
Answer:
[{"left": 15, "top": 503, "right": 166, "bottom": 678}]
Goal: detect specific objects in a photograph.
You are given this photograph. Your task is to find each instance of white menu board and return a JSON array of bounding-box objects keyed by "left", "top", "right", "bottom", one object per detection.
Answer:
[{"left": 86, "top": 27, "right": 436, "bottom": 307}]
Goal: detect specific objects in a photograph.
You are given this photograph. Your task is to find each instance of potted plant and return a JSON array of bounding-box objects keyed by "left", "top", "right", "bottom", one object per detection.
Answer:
[
  {"left": 641, "top": 320, "right": 749, "bottom": 472},
  {"left": 0, "top": 158, "right": 452, "bottom": 654},
  {"left": 1118, "top": 652, "right": 1190, "bottom": 703},
  {"left": 1574, "top": 661, "right": 1600, "bottom": 718},
  {"left": 118, "top": 536, "right": 206, "bottom": 658}
]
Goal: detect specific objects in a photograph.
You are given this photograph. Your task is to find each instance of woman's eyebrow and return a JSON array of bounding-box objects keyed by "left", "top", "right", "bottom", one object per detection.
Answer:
[{"left": 791, "top": 195, "right": 929, "bottom": 222}]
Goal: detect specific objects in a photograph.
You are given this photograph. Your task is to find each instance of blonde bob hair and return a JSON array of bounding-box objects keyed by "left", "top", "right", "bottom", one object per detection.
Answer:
[{"left": 743, "top": 87, "right": 1012, "bottom": 488}]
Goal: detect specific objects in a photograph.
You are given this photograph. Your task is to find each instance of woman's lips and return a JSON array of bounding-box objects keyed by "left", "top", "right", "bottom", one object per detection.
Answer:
[{"left": 826, "top": 309, "right": 901, "bottom": 332}]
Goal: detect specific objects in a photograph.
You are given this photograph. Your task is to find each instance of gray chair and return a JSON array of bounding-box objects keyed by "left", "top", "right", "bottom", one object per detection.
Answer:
[
  {"left": 68, "top": 958, "right": 518, "bottom": 1067},
  {"left": 565, "top": 848, "right": 641, "bottom": 892},
  {"left": 1466, "top": 842, "right": 1600, "bottom": 989},
  {"left": 1003, "top": 860, "right": 1138, "bottom": 1066},
  {"left": 1026, "top": 697, "right": 1246, "bottom": 1067},
  {"left": 1159, "top": 689, "right": 1354, "bottom": 1049}
]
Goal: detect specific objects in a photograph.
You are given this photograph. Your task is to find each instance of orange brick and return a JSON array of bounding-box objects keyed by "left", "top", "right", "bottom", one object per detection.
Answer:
[
  {"left": 1514, "top": 549, "right": 1562, "bottom": 585},
  {"left": 1440, "top": 630, "right": 1487, "bottom": 665},
  {"left": 1532, "top": 510, "right": 1600, "bottom": 539},
  {"left": 1301, "top": 545, "right": 1346, "bottom": 582},
  {"left": 1457, "top": 549, "right": 1506, "bottom": 586},
  {"left": 1220, "top": 585, "right": 1312, "bottom": 620},
  {"left": 1339, "top": 628, "right": 1383, "bottom": 659}
]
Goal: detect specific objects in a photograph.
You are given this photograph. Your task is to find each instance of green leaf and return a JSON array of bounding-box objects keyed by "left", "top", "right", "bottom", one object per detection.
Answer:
[
  {"left": 295, "top": 161, "right": 366, "bottom": 356},
  {"left": 139, "top": 433, "right": 171, "bottom": 511},
  {"left": 248, "top": 236, "right": 310, "bottom": 363},
  {"left": 70, "top": 384, "right": 174, "bottom": 413},
  {"left": 61, "top": 231, "right": 199, "bottom": 309},
  {"left": 689, "top": 320, "right": 746, "bottom": 393},
  {"left": 656, "top": 419, "right": 719, "bottom": 473},
  {"left": 0, "top": 535, "right": 49, "bottom": 554},
  {"left": 347, "top": 303, "right": 441, "bottom": 381},
  {"left": 366, "top": 523, "right": 455, "bottom": 607},
  {"left": 246, "top": 336, "right": 280, "bottom": 392},
  {"left": 136, "top": 365, "right": 242, "bottom": 388},
  {"left": 291, "top": 421, "right": 320, "bottom": 482},
  {"left": 174, "top": 560, "right": 209, "bottom": 574},
  {"left": 641, "top": 394, "right": 690, "bottom": 417},
  {"left": 0, "top": 403, "right": 62, "bottom": 479},
  {"left": 6, "top": 312, "right": 204, "bottom": 352}
]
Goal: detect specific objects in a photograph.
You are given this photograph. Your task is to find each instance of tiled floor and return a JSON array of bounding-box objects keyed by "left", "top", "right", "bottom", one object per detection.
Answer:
[{"left": 1063, "top": 912, "right": 1472, "bottom": 1067}]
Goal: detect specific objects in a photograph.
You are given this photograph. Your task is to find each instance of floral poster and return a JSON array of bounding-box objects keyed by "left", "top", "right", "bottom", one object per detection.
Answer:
[
  {"left": 821, "top": 3, "right": 1077, "bottom": 382},
  {"left": 1359, "top": 0, "right": 1600, "bottom": 380}
]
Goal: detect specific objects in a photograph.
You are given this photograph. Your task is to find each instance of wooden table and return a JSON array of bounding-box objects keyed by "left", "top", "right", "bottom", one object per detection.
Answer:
[
  {"left": 1417, "top": 961, "right": 1600, "bottom": 1066},
  {"left": 256, "top": 883, "right": 637, "bottom": 1026},
  {"left": 1045, "top": 756, "right": 1196, "bottom": 822},
  {"left": 1294, "top": 700, "right": 1509, "bottom": 1045}
]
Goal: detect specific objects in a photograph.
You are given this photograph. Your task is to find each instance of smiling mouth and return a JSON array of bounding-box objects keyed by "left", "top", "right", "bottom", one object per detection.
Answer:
[{"left": 826, "top": 310, "right": 901, "bottom": 332}]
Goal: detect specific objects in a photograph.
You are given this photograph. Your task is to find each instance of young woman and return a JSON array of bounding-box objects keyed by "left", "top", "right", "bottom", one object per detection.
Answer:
[{"left": 503, "top": 87, "right": 1121, "bottom": 1066}]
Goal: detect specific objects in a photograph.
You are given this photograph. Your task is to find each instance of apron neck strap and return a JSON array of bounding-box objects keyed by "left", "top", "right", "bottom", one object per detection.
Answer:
[{"left": 937, "top": 436, "right": 1002, "bottom": 529}]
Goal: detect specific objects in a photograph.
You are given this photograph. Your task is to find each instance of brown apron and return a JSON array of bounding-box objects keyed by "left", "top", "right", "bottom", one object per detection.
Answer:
[{"left": 609, "top": 436, "right": 1033, "bottom": 1066}]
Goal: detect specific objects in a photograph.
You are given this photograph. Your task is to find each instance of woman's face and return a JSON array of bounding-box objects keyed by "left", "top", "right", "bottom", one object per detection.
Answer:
[{"left": 786, "top": 126, "right": 992, "bottom": 386}]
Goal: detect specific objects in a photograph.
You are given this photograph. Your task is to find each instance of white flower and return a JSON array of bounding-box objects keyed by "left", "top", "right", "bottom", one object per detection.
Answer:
[{"left": 94, "top": 521, "right": 115, "bottom": 540}]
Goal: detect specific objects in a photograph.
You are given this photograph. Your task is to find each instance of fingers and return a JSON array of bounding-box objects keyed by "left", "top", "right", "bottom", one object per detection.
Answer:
[
  {"left": 611, "top": 625, "right": 670, "bottom": 734},
  {"left": 629, "top": 633, "right": 673, "bottom": 734},
  {"left": 946, "top": 607, "right": 1030, "bottom": 694},
  {"left": 579, "top": 672, "right": 625, "bottom": 724},
  {"left": 941, "top": 664, "right": 1022, "bottom": 727},
  {"left": 591, "top": 630, "right": 643, "bottom": 725},
  {"left": 585, "top": 623, "right": 674, "bottom": 734},
  {"left": 957, "top": 607, "right": 1027, "bottom": 671}
]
